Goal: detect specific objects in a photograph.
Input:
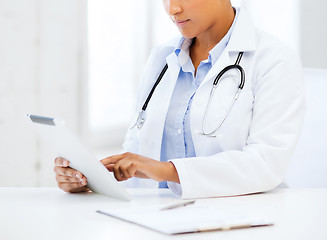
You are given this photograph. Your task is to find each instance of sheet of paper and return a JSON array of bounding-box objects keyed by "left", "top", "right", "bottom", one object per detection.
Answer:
[{"left": 98, "top": 204, "right": 272, "bottom": 235}]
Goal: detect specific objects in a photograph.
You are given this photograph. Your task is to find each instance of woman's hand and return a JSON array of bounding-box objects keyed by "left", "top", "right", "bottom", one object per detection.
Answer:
[
  {"left": 53, "top": 157, "right": 89, "bottom": 193},
  {"left": 101, "top": 152, "right": 180, "bottom": 183}
]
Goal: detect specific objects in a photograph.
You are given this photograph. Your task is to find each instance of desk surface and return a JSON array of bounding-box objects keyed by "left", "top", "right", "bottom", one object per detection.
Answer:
[{"left": 1, "top": 187, "right": 326, "bottom": 240}]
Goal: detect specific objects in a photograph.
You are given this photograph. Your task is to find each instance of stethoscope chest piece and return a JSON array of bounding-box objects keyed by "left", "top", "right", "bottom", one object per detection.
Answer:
[{"left": 131, "top": 110, "right": 145, "bottom": 129}]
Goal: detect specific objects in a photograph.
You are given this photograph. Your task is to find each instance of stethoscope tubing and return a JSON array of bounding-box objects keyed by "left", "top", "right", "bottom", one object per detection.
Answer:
[
  {"left": 201, "top": 52, "right": 245, "bottom": 136},
  {"left": 132, "top": 52, "right": 245, "bottom": 134}
]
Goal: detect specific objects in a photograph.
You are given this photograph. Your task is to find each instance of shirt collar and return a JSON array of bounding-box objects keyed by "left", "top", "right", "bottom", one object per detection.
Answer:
[{"left": 174, "top": 37, "right": 193, "bottom": 66}]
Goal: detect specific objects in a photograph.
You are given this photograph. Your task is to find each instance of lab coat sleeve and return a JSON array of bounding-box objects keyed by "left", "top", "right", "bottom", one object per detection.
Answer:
[{"left": 168, "top": 45, "right": 306, "bottom": 199}]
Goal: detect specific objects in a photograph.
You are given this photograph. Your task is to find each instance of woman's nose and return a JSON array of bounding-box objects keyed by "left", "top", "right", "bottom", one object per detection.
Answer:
[{"left": 166, "top": 0, "right": 182, "bottom": 16}]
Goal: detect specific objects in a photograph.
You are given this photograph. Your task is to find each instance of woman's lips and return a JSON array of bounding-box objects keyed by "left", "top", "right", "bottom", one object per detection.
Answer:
[{"left": 175, "top": 19, "right": 190, "bottom": 27}]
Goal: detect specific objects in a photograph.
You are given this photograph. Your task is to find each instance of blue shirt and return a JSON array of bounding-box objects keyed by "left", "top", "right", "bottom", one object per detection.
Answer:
[{"left": 159, "top": 10, "right": 238, "bottom": 188}]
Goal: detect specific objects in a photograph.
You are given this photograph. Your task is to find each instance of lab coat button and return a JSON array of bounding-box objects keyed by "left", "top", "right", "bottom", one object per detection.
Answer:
[{"left": 177, "top": 129, "right": 182, "bottom": 135}]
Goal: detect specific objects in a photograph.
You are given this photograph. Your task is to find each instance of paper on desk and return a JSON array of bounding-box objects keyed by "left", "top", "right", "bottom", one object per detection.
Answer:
[{"left": 97, "top": 204, "right": 273, "bottom": 235}]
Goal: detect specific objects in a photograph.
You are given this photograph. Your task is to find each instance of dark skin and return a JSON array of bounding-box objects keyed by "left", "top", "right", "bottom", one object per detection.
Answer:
[
  {"left": 163, "top": 0, "right": 235, "bottom": 74},
  {"left": 54, "top": 0, "right": 235, "bottom": 193},
  {"left": 53, "top": 153, "right": 179, "bottom": 193}
]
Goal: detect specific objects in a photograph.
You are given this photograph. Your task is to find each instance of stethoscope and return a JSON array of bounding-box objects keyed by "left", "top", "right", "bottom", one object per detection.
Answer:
[{"left": 132, "top": 52, "right": 245, "bottom": 137}]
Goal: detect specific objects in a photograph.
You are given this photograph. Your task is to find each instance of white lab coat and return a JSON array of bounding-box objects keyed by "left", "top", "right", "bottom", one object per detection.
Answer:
[{"left": 122, "top": 8, "right": 305, "bottom": 199}]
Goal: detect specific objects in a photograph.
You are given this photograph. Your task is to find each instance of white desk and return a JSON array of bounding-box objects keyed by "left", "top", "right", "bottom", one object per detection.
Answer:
[{"left": 1, "top": 188, "right": 326, "bottom": 240}]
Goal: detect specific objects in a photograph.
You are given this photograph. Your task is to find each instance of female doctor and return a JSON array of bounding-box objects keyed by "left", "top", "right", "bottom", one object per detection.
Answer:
[{"left": 54, "top": 0, "right": 305, "bottom": 198}]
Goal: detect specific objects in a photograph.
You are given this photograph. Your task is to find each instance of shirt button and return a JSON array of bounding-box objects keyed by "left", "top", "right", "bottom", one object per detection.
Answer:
[{"left": 177, "top": 129, "right": 182, "bottom": 135}]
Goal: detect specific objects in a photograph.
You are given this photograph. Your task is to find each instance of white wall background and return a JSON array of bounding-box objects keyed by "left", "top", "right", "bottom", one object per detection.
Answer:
[
  {"left": 0, "top": 0, "right": 87, "bottom": 187},
  {"left": 0, "top": 0, "right": 326, "bottom": 187},
  {"left": 300, "top": 0, "right": 327, "bottom": 69}
]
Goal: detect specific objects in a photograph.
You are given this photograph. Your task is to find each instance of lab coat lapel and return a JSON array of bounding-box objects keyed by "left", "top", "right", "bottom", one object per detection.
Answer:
[
  {"left": 139, "top": 52, "right": 180, "bottom": 160},
  {"left": 201, "top": 8, "right": 256, "bottom": 86},
  {"left": 191, "top": 50, "right": 237, "bottom": 143},
  {"left": 191, "top": 8, "right": 258, "bottom": 154},
  {"left": 202, "top": 49, "right": 232, "bottom": 86}
]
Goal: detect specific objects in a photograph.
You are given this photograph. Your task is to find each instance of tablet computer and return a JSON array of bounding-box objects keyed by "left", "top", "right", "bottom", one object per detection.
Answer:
[{"left": 27, "top": 114, "right": 131, "bottom": 201}]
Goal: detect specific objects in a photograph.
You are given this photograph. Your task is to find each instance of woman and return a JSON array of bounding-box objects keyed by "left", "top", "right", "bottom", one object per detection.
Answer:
[{"left": 54, "top": 0, "right": 305, "bottom": 198}]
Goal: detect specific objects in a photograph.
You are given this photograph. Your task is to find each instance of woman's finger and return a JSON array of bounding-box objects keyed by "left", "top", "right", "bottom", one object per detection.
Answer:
[
  {"left": 54, "top": 166, "right": 73, "bottom": 177},
  {"left": 101, "top": 155, "right": 120, "bottom": 165},
  {"left": 119, "top": 163, "right": 132, "bottom": 180},
  {"left": 103, "top": 163, "right": 115, "bottom": 172},
  {"left": 56, "top": 174, "right": 87, "bottom": 184},
  {"left": 58, "top": 182, "right": 88, "bottom": 193},
  {"left": 113, "top": 162, "right": 127, "bottom": 181},
  {"left": 114, "top": 157, "right": 141, "bottom": 181},
  {"left": 54, "top": 157, "right": 70, "bottom": 167},
  {"left": 69, "top": 186, "right": 89, "bottom": 193},
  {"left": 101, "top": 152, "right": 136, "bottom": 165},
  {"left": 53, "top": 166, "right": 85, "bottom": 180}
]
